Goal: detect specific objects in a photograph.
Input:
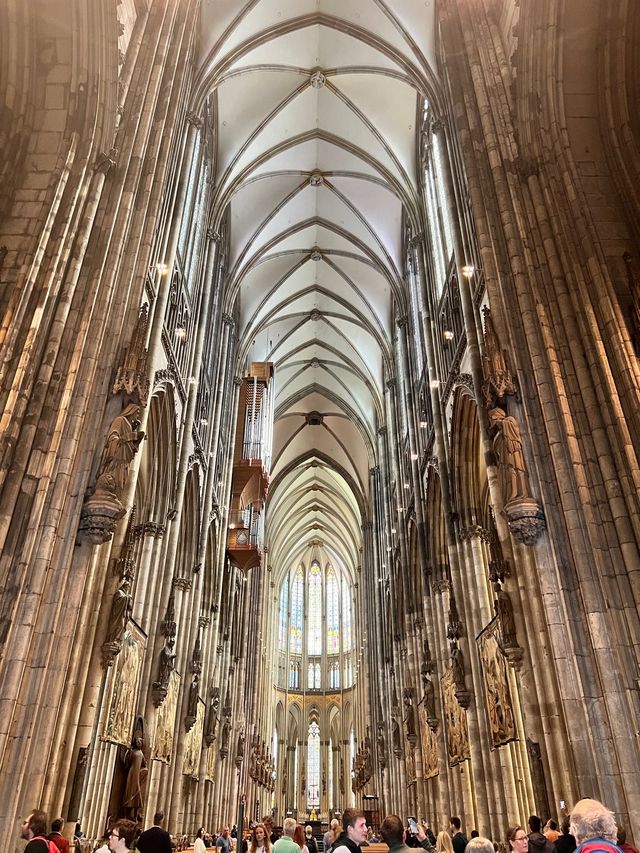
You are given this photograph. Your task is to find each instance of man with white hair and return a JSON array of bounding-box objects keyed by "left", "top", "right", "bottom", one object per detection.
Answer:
[
  {"left": 274, "top": 819, "right": 300, "bottom": 853},
  {"left": 569, "top": 798, "right": 619, "bottom": 853}
]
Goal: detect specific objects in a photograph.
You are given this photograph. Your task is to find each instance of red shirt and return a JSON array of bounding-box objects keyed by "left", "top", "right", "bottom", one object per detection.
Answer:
[{"left": 49, "top": 833, "right": 70, "bottom": 853}]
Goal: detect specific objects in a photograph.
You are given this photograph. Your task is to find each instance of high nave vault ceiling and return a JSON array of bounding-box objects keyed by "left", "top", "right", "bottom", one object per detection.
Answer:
[{"left": 197, "top": 0, "right": 438, "bottom": 582}]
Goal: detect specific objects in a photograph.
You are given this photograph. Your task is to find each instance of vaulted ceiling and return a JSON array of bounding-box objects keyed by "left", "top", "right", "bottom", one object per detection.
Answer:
[{"left": 197, "top": 0, "right": 439, "bottom": 584}]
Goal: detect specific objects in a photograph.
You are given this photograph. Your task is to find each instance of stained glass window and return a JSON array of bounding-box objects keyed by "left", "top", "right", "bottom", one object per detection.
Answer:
[
  {"left": 308, "top": 561, "right": 322, "bottom": 655},
  {"left": 278, "top": 579, "right": 289, "bottom": 652},
  {"left": 342, "top": 576, "right": 352, "bottom": 652},
  {"left": 307, "top": 721, "right": 320, "bottom": 808},
  {"left": 289, "top": 565, "right": 304, "bottom": 655},
  {"left": 326, "top": 565, "right": 340, "bottom": 654}
]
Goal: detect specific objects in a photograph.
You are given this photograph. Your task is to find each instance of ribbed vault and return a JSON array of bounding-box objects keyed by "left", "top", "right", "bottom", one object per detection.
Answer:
[{"left": 197, "top": 0, "right": 438, "bottom": 621}]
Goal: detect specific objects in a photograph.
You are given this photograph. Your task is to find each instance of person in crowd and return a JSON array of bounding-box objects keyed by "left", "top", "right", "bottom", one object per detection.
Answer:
[
  {"left": 324, "top": 819, "right": 341, "bottom": 852},
  {"left": 295, "top": 825, "right": 310, "bottom": 853},
  {"left": 274, "top": 818, "right": 301, "bottom": 853},
  {"left": 250, "top": 822, "right": 272, "bottom": 853},
  {"left": 617, "top": 829, "right": 639, "bottom": 853},
  {"left": 195, "top": 828, "right": 209, "bottom": 853},
  {"left": 569, "top": 799, "right": 618, "bottom": 853},
  {"left": 465, "top": 839, "right": 495, "bottom": 853},
  {"left": 437, "top": 831, "right": 455, "bottom": 853},
  {"left": 555, "top": 820, "right": 577, "bottom": 853},
  {"left": 507, "top": 826, "right": 529, "bottom": 853},
  {"left": 108, "top": 820, "right": 138, "bottom": 853},
  {"left": 380, "top": 814, "right": 415, "bottom": 853},
  {"left": 332, "top": 808, "right": 369, "bottom": 853},
  {"left": 544, "top": 823, "right": 560, "bottom": 844},
  {"left": 471, "top": 834, "right": 480, "bottom": 841},
  {"left": 306, "top": 826, "right": 319, "bottom": 853},
  {"left": 21, "top": 810, "right": 59, "bottom": 853},
  {"left": 528, "top": 817, "right": 555, "bottom": 853},
  {"left": 94, "top": 830, "right": 111, "bottom": 853},
  {"left": 450, "top": 819, "right": 468, "bottom": 853},
  {"left": 263, "top": 816, "right": 280, "bottom": 846},
  {"left": 137, "top": 810, "right": 173, "bottom": 853},
  {"left": 49, "top": 818, "right": 70, "bottom": 853},
  {"left": 218, "top": 826, "right": 233, "bottom": 853}
]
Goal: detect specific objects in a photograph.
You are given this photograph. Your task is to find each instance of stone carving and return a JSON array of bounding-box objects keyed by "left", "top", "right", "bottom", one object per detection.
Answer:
[
  {"left": 391, "top": 715, "right": 403, "bottom": 758},
  {"left": 152, "top": 589, "right": 177, "bottom": 706},
  {"left": 123, "top": 736, "right": 147, "bottom": 821},
  {"left": 80, "top": 404, "right": 145, "bottom": 543},
  {"left": 481, "top": 308, "right": 517, "bottom": 407},
  {"left": 488, "top": 406, "right": 546, "bottom": 545},
  {"left": 102, "top": 574, "right": 133, "bottom": 666},
  {"left": 235, "top": 729, "right": 245, "bottom": 768},
  {"left": 376, "top": 722, "right": 387, "bottom": 769},
  {"left": 310, "top": 69, "right": 326, "bottom": 88},
  {"left": 450, "top": 644, "right": 471, "bottom": 709},
  {"left": 403, "top": 688, "right": 417, "bottom": 744},
  {"left": 185, "top": 676, "right": 199, "bottom": 733},
  {"left": 477, "top": 618, "right": 517, "bottom": 748},
  {"left": 205, "top": 687, "right": 221, "bottom": 746},
  {"left": 219, "top": 715, "right": 231, "bottom": 758},
  {"left": 488, "top": 407, "right": 530, "bottom": 504},
  {"left": 103, "top": 625, "right": 145, "bottom": 746},
  {"left": 112, "top": 303, "right": 150, "bottom": 406}
]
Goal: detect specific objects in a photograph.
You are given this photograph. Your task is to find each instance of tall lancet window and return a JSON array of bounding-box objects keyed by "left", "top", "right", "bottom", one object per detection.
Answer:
[
  {"left": 308, "top": 561, "right": 322, "bottom": 655},
  {"left": 276, "top": 559, "right": 355, "bottom": 689},
  {"left": 307, "top": 721, "right": 320, "bottom": 809},
  {"left": 290, "top": 565, "right": 304, "bottom": 655},
  {"left": 326, "top": 566, "right": 340, "bottom": 654}
]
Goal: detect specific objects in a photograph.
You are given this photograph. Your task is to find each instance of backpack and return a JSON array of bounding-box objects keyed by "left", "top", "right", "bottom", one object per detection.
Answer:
[{"left": 32, "top": 837, "right": 60, "bottom": 853}]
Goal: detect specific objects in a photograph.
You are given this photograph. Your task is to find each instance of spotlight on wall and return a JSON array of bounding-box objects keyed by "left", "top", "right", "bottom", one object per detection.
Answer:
[
  {"left": 430, "top": 379, "right": 440, "bottom": 389},
  {"left": 175, "top": 326, "right": 187, "bottom": 340},
  {"left": 443, "top": 329, "right": 454, "bottom": 341},
  {"left": 419, "top": 421, "right": 428, "bottom": 428},
  {"left": 156, "top": 262, "right": 169, "bottom": 275},
  {"left": 461, "top": 264, "right": 475, "bottom": 279}
]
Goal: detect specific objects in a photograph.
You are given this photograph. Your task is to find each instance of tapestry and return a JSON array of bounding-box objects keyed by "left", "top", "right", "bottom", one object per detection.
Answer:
[
  {"left": 405, "top": 743, "right": 417, "bottom": 787},
  {"left": 152, "top": 669, "right": 180, "bottom": 764},
  {"left": 204, "top": 742, "right": 217, "bottom": 782},
  {"left": 420, "top": 706, "right": 438, "bottom": 779},
  {"left": 182, "top": 697, "right": 205, "bottom": 778},
  {"left": 477, "top": 617, "right": 517, "bottom": 748},
  {"left": 441, "top": 666, "right": 470, "bottom": 766},
  {"left": 102, "top": 621, "right": 146, "bottom": 746}
]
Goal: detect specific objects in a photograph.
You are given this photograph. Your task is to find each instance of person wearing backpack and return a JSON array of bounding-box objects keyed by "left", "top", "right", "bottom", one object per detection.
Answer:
[
  {"left": 569, "top": 799, "right": 621, "bottom": 853},
  {"left": 20, "top": 810, "right": 60, "bottom": 853}
]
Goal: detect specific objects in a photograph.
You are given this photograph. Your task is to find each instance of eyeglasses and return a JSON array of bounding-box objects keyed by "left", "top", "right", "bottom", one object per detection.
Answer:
[
  {"left": 513, "top": 838, "right": 527, "bottom": 844},
  {"left": 110, "top": 832, "right": 120, "bottom": 839}
]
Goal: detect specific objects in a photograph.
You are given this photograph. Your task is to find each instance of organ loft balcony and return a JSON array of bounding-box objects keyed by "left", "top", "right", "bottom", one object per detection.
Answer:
[{"left": 226, "top": 362, "right": 274, "bottom": 573}]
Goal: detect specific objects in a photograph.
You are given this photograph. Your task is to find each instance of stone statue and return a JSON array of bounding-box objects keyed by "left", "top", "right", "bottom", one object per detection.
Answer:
[
  {"left": 184, "top": 676, "right": 199, "bottom": 732},
  {"left": 122, "top": 737, "right": 147, "bottom": 821},
  {"left": 451, "top": 644, "right": 466, "bottom": 694},
  {"left": 489, "top": 407, "right": 531, "bottom": 506},
  {"left": 105, "top": 575, "right": 132, "bottom": 647},
  {"left": 495, "top": 586, "right": 518, "bottom": 648},
  {"left": 95, "top": 403, "right": 145, "bottom": 497},
  {"left": 220, "top": 716, "right": 231, "bottom": 757},
  {"left": 376, "top": 724, "right": 387, "bottom": 767},
  {"left": 391, "top": 716, "right": 402, "bottom": 757},
  {"left": 403, "top": 689, "right": 417, "bottom": 741},
  {"left": 235, "top": 730, "right": 245, "bottom": 768},
  {"left": 422, "top": 673, "right": 437, "bottom": 725},
  {"left": 158, "top": 634, "right": 176, "bottom": 686}
]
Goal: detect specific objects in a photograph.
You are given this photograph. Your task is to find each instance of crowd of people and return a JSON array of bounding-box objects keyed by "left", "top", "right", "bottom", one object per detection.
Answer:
[{"left": 17, "top": 798, "right": 638, "bottom": 853}]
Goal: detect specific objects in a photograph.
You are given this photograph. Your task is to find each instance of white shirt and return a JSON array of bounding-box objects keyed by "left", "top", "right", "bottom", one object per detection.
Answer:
[{"left": 195, "top": 839, "right": 207, "bottom": 853}]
